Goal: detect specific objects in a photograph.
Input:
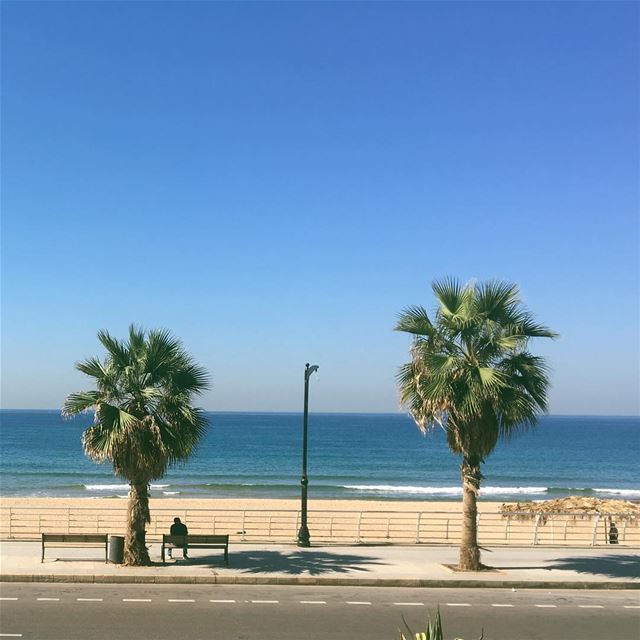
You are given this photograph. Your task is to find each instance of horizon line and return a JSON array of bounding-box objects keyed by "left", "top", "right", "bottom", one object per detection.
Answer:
[{"left": 0, "top": 408, "right": 638, "bottom": 418}]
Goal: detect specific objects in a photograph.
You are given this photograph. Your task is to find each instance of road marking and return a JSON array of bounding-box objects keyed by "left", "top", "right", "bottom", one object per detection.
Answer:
[
  {"left": 446, "top": 603, "right": 471, "bottom": 607},
  {"left": 535, "top": 604, "right": 557, "bottom": 608},
  {"left": 579, "top": 605, "right": 604, "bottom": 609},
  {"left": 300, "top": 600, "right": 327, "bottom": 604},
  {"left": 168, "top": 599, "right": 195, "bottom": 603},
  {"left": 210, "top": 599, "right": 236, "bottom": 603},
  {"left": 0, "top": 598, "right": 18, "bottom": 601},
  {"left": 77, "top": 598, "right": 103, "bottom": 602},
  {"left": 0, "top": 634, "right": 23, "bottom": 637},
  {"left": 123, "top": 598, "right": 152, "bottom": 602},
  {"left": 492, "top": 604, "right": 514, "bottom": 607},
  {"left": 346, "top": 601, "right": 371, "bottom": 605},
  {"left": 37, "top": 598, "right": 60, "bottom": 601},
  {"left": 393, "top": 602, "right": 424, "bottom": 606},
  {"left": 251, "top": 600, "right": 279, "bottom": 604},
  {"left": 624, "top": 605, "right": 640, "bottom": 609}
]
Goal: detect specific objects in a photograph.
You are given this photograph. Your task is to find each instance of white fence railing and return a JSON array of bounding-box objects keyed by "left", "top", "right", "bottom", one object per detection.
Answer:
[{"left": 1, "top": 506, "right": 638, "bottom": 547}]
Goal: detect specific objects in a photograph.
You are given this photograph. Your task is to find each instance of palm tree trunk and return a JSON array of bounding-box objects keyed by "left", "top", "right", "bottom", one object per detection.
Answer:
[
  {"left": 124, "top": 480, "right": 151, "bottom": 566},
  {"left": 459, "top": 455, "right": 482, "bottom": 571}
]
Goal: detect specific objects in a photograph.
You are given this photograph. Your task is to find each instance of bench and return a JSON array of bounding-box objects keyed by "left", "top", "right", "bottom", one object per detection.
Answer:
[
  {"left": 41, "top": 533, "right": 109, "bottom": 563},
  {"left": 161, "top": 534, "right": 229, "bottom": 565}
]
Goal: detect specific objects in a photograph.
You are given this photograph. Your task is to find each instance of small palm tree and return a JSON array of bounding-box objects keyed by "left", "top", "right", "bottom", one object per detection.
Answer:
[
  {"left": 396, "top": 279, "right": 556, "bottom": 571},
  {"left": 62, "top": 325, "right": 210, "bottom": 566}
]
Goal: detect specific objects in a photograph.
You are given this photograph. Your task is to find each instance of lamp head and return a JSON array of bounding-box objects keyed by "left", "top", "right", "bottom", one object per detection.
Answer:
[{"left": 305, "top": 363, "right": 319, "bottom": 380}]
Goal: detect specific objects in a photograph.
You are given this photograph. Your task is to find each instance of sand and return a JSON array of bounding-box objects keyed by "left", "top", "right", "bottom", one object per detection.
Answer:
[
  {"left": 0, "top": 496, "right": 500, "bottom": 513},
  {"left": 3, "top": 497, "right": 635, "bottom": 546},
  {"left": 0, "top": 497, "right": 498, "bottom": 544}
]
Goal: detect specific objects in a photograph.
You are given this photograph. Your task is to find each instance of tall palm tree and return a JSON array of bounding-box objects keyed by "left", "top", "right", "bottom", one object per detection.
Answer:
[
  {"left": 396, "top": 279, "right": 556, "bottom": 571},
  {"left": 62, "top": 325, "right": 210, "bottom": 566}
]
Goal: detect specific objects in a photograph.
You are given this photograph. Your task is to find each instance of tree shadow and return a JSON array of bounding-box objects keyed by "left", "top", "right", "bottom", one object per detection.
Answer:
[
  {"left": 180, "top": 549, "right": 388, "bottom": 575},
  {"left": 494, "top": 554, "right": 640, "bottom": 580},
  {"left": 546, "top": 554, "right": 640, "bottom": 579}
]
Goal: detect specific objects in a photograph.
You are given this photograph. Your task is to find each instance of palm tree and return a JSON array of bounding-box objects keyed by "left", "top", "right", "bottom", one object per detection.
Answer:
[
  {"left": 62, "top": 325, "right": 210, "bottom": 566},
  {"left": 396, "top": 279, "right": 556, "bottom": 571}
]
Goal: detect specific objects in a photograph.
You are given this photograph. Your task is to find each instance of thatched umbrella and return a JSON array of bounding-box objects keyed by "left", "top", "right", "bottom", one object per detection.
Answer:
[{"left": 501, "top": 496, "right": 640, "bottom": 519}]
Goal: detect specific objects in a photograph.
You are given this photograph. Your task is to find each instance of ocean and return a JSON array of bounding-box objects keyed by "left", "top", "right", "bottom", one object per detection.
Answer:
[{"left": 0, "top": 411, "right": 638, "bottom": 502}]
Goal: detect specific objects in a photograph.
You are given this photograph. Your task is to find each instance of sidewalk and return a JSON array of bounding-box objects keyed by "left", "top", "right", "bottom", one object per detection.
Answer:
[{"left": 1, "top": 541, "right": 638, "bottom": 589}]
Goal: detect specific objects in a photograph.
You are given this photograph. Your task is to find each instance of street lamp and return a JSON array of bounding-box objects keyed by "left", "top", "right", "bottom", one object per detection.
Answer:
[{"left": 297, "top": 362, "right": 319, "bottom": 547}]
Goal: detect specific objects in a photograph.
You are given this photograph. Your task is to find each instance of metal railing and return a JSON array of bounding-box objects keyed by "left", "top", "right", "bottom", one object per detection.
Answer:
[{"left": 1, "top": 506, "right": 638, "bottom": 547}]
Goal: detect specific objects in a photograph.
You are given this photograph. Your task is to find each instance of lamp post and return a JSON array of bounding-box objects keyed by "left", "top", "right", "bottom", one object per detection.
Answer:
[{"left": 297, "top": 362, "right": 318, "bottom": 547}]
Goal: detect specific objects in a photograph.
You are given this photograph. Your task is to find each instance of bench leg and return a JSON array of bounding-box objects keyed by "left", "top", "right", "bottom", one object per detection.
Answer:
[
  {"left": 41, "top": 543, "right": 44, "bottom": 563},
  {"left": 224, "top": 547, "right": 228, "bottom": 566},
  {"left": 161, "top": 545, "right": 165, "bottom": 564}
]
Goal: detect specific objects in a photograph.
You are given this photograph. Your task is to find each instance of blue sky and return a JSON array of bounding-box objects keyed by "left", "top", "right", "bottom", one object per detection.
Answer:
[{"left": 1, "top": 1, "right": 638, "bottom": 414}]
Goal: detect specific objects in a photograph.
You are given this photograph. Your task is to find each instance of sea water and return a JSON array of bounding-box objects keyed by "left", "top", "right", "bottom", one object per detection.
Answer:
[{"left": 0, "top": 410, "right": 638, "bottom": 502}]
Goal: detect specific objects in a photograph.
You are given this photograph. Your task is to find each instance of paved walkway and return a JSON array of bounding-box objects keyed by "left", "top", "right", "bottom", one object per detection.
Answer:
[{"left": 1, "top": 541, "right": 638, "bottom": 589}]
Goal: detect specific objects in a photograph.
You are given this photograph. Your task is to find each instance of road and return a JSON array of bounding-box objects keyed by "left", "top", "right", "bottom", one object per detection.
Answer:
[{"left": 0, "top": 584, "right": 638, "bottom": 639}]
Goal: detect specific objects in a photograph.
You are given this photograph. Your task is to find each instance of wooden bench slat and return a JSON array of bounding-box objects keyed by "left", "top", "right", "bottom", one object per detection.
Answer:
[
  {"left": 43, "top": 534, "right": 107, "bottom": 543},
  {"left": 42, "top": 533, "right": 109, "bottom": 563},
  {"left": 161, "top": 534, "right": 229, "bottom": 565}
]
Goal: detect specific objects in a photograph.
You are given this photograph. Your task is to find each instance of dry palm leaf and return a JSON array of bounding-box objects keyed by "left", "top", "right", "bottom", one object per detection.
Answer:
[{"left": 500, "top": 496, "right": 640, "bottom": 523}]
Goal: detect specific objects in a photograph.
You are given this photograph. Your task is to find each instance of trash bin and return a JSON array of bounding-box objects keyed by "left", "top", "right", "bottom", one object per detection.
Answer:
[{"left": 108, "top": 535, "right": 125, "bottom": 564}]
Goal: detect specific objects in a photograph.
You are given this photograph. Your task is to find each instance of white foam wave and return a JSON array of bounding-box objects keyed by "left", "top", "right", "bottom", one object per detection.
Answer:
[
  {"left": 344, "top": 485, "right": 462, "bottom": 495},
  {"left": 85, "top": 483, "right": 170, "bottom": 491},
  {"left": 482, "top": 486, "right": 548, "bottom": 495},
  {"left": 163, "top": 491, "right": 180, "bottom": 495},
  {"left": 85, "top": 484, "right": 129, "bottom": 491},
  {"left": 594, "top": 488, "right": 640, "bottom": 498},
  {"left": 343, "top": 484, "right": 548, "bottom": 496}
]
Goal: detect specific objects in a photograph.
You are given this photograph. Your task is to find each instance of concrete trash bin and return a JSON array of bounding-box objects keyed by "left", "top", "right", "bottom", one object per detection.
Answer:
[{"left": 108, "top": 535, "right": 125, "bottom": 564}]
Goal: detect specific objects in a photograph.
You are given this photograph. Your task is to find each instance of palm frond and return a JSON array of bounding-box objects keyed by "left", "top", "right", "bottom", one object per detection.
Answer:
[
  {"left": 172, "top": 363, "right": 211, "bottom": 395},
  {"left": 62, "top": 391, "right": 101, "bottom": 417},
  {"left": 432, "top": 277, "right": 466, "bottom": 317},
  {"left": 476, "top": 366, "right": 507, "bottom": 391},
  {"left": 475, "top": 280, "right": 520, "bottom": 320},
  {"left": 97, "top": 330, "right": 130, "bottom": 369},
  {"left": 81, "top": 402, "right": 138, "bottom": 462},
  {"left": 395, "top": 306, "right": 434, "bottom": 336},
  {"left": 75, "top": 357, "right": 108, "bottom": 381},
  {"left": 128, "top": 324, "right": 146, "bottom": 353}
]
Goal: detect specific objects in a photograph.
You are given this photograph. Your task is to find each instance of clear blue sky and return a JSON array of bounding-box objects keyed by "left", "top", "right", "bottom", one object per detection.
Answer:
[{"left": 1, "top": 1, "right": 638, "bottom": 414}]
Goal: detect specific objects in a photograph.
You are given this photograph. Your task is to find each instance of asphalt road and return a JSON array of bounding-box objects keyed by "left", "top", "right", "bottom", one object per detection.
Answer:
[{"left": 0, "top": 584, "right": 638, "bottom": 640}]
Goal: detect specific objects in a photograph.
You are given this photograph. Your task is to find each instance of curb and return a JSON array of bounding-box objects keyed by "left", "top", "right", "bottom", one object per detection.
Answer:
[{"left": 1, "top": 574, "right": 638, "bottom": 589}]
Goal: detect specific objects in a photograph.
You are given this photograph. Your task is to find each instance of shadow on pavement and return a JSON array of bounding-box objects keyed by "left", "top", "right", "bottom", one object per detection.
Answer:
[
  {"left": 495, "top": 554, "right": 640, "bottom": 579},
  {"left": 180, "top": 550, "right": 388, "bottom": 575},
  {"left": 546, "top": 554, "right": 640, "bottom": 579}
]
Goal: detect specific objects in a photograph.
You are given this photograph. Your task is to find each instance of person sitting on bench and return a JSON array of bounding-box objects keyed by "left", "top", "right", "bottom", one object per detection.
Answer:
[{"left": 168, "top": 517, "right": 189, "bottom": 559}]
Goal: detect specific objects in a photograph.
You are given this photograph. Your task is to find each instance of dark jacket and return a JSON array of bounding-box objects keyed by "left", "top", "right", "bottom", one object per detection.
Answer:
[{"left": 170, "top": 522, "right": 188, "bottom": 536}]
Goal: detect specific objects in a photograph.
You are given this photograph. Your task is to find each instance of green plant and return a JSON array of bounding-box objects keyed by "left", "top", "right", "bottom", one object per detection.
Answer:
[{"left": 399, "top": 607, "right": 484, "bottom": 640}]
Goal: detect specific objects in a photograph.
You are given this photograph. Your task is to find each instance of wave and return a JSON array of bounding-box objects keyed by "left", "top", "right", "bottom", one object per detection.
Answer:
[
  {"left": 343, "top": 484, "right": 548, "bottom": 496},
  {"left": 59, "top": 481, "right": 640, "bottom": 501},
  {"left": 84, "top": 483, "right": 170, "bottom": 491},
  {"left": 343, "top": 484, "right": 640, "bottom": 499},
  {"left": 344, "top": 484, "right": 461, "bottom": 495},
  {"left": 482, "top": 486, "right": 548, "bottom": 495},
  {"left": 594, "top": 488, "right": 640, "bottom": 498}
]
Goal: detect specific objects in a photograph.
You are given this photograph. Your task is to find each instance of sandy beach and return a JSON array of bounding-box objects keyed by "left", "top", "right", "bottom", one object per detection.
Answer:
[
  {"left": 5, "top": 496, "right": 632, "bottom": 547},
  {"left": 0, "top": 496, "right": 501, "bottom": 513},
  {"left": 0, "top": 497, "right": 509, "bottom": 544}
]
